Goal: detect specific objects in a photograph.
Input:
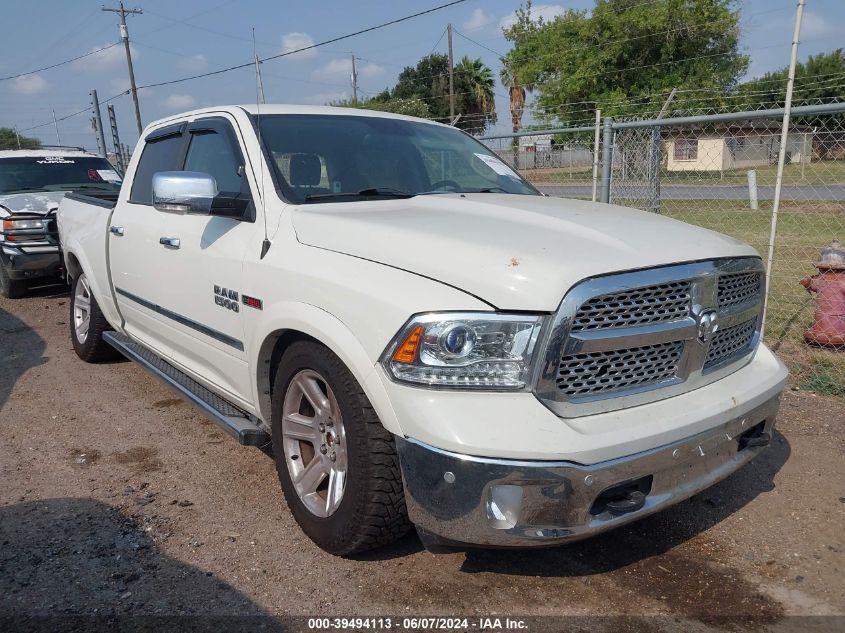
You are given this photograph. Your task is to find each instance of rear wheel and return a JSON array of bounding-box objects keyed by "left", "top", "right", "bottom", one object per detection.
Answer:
[
  {"left": 271, "top": 340, "right": 410, "bottom": 555},
  {"left": 0, "top": 263, "right": 26, "bottom": 299},
  {"left": 70, "top": 273, "right": 118, "bottom": 362}
]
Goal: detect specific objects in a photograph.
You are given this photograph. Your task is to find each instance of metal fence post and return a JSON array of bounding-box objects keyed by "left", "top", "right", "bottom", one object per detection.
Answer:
[
  {"left": 600, "top": 117, "right": 614, "bottom": 203},
  {"left": 591, "top": 109, "right": 601, "bottom": 201},
  {"left": 648, "top": 126, "right": 662, "bottom": 213}
]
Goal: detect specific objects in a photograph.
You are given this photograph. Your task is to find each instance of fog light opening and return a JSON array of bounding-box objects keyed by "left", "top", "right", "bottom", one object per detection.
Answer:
[{"left": 486, "top": 484, "right": 523, "bottom": 530}]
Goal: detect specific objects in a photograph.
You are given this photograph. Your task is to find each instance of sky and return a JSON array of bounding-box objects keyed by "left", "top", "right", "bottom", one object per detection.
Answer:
[{"left": 1, "top": 0, "right": 843, "bottom": 151}]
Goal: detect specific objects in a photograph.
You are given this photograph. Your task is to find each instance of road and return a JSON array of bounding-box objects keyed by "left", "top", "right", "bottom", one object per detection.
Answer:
[
  {"left": 1, "top": 284, "right": 843, "bottom": 628},
  {"left": 537, "top": 183, "right": 845, "bottom": 201}
]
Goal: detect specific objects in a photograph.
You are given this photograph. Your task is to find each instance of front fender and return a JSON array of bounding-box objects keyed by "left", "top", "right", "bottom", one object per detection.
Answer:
[{"left": 248, "top": 301, "right": 402, "bottom": 435}]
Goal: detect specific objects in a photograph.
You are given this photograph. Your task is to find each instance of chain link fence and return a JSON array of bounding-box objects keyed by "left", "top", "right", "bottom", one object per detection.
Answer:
[{"left": 481, "top": 102, "right": 845, "bottom": 396}]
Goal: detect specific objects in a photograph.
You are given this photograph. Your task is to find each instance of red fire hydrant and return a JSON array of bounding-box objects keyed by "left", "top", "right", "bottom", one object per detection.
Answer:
[{"left": 800, "top": 239, "right": 845, "bottom": 348}]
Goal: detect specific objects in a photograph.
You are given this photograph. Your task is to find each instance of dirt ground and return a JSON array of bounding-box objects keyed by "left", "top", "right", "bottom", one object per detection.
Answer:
[{"left": 1, "top": 282, "right": 843, "bottom": 632}]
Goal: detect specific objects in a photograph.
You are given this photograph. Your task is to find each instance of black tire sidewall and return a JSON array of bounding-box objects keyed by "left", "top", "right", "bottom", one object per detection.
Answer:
[
  {"left": 271, "top": 341, "right": 382, "bottom": 554},
  {"left": 0, "top": 263, "right": 25, "bottom": 299},
  {"left": 69, "top": 273, "right": 114, "bottom": 361}
]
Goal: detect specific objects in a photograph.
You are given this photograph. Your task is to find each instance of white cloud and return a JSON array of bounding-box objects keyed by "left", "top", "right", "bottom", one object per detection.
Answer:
[
  {"left": 464, "top": 8, "right": 493, "bottom": 32},
  {"left": 281, "top": 32, "right": 317, "bottom": 60},
  {"left": 313, "top": 58, "right": 384, "bottom": 82},
  {"left": 499, "top": 4, "right": 564, "bottom": 30},
  {"left": 109, "top": 77, "right": 131, "bottom": 94},
  {"left": 799, "top": 11, "right": 834, "bottom": 38},
  {"left": 177, "top": 53, "right": 208, "bottom": 71},
  {"left": 75, "top": 42, "right": 138, "bottom": 71},
  {"left": 10, "top": 73, "right": 48, "bottom": 95},
  {"left": 162, "top": 94, "right": 196, "bottom": 110}
]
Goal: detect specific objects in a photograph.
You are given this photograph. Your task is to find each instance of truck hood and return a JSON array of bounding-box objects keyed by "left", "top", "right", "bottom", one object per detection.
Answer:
[
  {"left": 292, "top": 194, "right": 758, "bottom": 311},
  {"left": 0, "top": 191, "right": 66, "bottom": 215}
]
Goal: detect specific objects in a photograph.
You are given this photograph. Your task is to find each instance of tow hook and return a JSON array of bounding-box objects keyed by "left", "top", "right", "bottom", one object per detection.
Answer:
[
  {"left": 605, "top": 490, "right": 647, "bottom": 515},
  {"left": 590, "top": 475, "right": 652, "bottom": 516},
  {"left": 738, "top": 430, "right": 772, "bottom": 450}
]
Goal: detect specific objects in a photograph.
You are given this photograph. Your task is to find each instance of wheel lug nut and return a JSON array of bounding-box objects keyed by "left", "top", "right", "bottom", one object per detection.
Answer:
[{"left": 320, "top": 444, "right": 327, "bottom": 455}]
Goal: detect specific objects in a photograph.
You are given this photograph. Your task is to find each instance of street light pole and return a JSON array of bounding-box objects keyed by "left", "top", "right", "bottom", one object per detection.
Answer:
[{"left": 103, "top": 1, "right": 143, "bottom": 136}]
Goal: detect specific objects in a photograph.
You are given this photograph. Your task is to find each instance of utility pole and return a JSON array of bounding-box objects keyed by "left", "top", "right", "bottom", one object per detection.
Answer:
[
  {"left": 51, "top": 109, "right": 62, "bottom": 145},
  {"left": 762, "top": 0, "right": 806, "bottom": 336},
  {"left": 447, "top": 23, "right": 455, "bottom": 124},
  {"left": 350, "top": 53, "right": 358, "bottom": 105},
  {"left": 13, "top": 126, "right": 21, "bottom": 149},
  {"left": 107, "top": 104, "right": 124, "bottom": 172},
  {"left": 90, "top": 90, "right": 108, "bottom": 159},
  {"left": 103, "top": 1, "right": 143, "bottom": 136}
]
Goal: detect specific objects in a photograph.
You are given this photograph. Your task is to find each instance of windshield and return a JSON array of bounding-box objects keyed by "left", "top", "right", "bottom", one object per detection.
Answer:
[
  {"left": 0, "top": 156, "right": 122, "bottom": 195},
  {"left": 256, "top": 114, "right": 538, "bottom": 203}
]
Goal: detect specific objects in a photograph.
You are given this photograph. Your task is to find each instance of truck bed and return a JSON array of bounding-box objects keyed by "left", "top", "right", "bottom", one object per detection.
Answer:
[{"left": 64, "top": 190, "right": 120, "bottom": 208}]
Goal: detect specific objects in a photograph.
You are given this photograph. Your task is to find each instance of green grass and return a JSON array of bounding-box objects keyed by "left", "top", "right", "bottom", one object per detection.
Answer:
[
  {"left": 518, "top": 159, "right": 845, "bottom": 188},
  {"left": 661, "top": 160, "right": 845, "bottom": 187},
  {"left": 660, "top": 199, "right": 845, "bottom": 394}
]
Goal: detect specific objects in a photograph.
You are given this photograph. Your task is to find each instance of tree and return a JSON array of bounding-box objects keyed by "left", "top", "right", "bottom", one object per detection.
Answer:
[
  {"left": 454, "top": 56, "right": 496, "bottom": 135},
  {"left": 330, "top": 96, "right": 431, "bottom": 119},
  {"left": 392, "top": 54, "right": 451, "bottom": 121},
  {"left": 737, "top": 49, "right": 845, "bottom": 159},
  {"left": 499, "top": 67, "right": 531, "bottom": 164},
  {"left": 738, "top": 49, "right": 845, "bottom": 107},
  {"left": 390, "top": 53, "right": 497, "bottom": 133},
  {"left": 502, "top": 0, "right": 749, "bottom": 124},
  {"left": 0, "top": 127, "right": 40, "bottom": 150}
]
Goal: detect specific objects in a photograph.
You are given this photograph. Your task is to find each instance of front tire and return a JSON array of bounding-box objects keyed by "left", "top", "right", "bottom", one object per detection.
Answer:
[
  {"left": 271, "top": 340, "right": 410, "bottom": 555},
  {"left": 70, "top": 273, "right": 118, "bottom": 362},
  {"left": 0, "top": 263, "right": 26, "bottom": 299}
]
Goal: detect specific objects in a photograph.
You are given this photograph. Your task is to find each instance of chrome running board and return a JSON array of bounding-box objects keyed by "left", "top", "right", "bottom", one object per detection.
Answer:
[{"left": 104, "top": 331, "right": 270, "bottom": 447}]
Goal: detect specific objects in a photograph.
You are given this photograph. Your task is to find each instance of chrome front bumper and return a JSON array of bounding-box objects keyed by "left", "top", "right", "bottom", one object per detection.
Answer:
[{"left": 396, "top": 392, "right": 782, "bottom": 548}]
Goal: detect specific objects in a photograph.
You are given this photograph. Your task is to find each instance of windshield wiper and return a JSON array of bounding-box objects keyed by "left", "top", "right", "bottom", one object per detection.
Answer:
[
  {"left": 304, "top": 187, "right": 415, "bottom": 202},
  {"left": 1, "top": 188, "right": 48, "bottom": 194}
]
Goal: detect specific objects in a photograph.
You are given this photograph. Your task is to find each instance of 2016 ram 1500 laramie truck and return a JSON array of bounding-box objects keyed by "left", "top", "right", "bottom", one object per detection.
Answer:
[{"left": 58, "top": 105, "right": 788, "bottom": 555}]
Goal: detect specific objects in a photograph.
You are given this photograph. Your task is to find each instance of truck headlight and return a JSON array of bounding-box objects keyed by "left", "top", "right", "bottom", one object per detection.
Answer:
[
  {"left": 2, "top": 217, "right": 46, "bottom": 242},
  {"left": 382, "top": 313, "right": 546, "bottom": 389},
  {"left": 3, "top": 218, "right": 45, "bottom": 230}
]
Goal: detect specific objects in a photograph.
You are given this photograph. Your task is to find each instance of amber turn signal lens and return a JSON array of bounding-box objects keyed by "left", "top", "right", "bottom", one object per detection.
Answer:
[{"left": 392, "top": 324, "right": 424, "bottom": 363}]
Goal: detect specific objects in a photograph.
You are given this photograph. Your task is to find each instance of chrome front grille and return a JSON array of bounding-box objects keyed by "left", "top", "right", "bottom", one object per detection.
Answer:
[
  {"left": 705, "top": 319, "right": 756, "bottom": 369},
  {"left": 536, "top": 258, "right": 764, "bottom": 417},
  {"left": 557, "top": 341, "right": 684, "bottom": 397},
  {"left": 718, "top": 272, "right": 761, "bottom": 309},
  {"left": 571, "top": 281, "right": 691, "bottom": 332}
]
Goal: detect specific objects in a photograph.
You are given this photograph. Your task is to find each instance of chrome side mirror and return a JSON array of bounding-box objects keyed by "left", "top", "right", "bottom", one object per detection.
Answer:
[{"left": 152, "top": 171, "right": 217, "bottom": 214}]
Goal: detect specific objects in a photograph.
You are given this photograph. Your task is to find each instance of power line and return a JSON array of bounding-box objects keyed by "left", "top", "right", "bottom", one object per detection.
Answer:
[
  {"left": 0, "top": 42, "right": 121, "bottom": 82},
  {"left": 135, "top": 0, "right": 468, "bottom": 91},
  {"left": 17, "top": 91, "right": 127, "bottom": 134}
]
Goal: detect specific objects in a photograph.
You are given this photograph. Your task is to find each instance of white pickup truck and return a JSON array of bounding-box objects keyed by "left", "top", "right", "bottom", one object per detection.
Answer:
[{"left": 58, "top": 105, "right": 788, "bottom": 555}]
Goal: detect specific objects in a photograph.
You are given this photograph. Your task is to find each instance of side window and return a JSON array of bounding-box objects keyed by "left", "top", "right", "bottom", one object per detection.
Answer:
[
  {"left": 129, "top": 133, "right": 183, "bottom": 204},
  {"left": 183, "top": 130, "right": 243, "bottom": 193}
]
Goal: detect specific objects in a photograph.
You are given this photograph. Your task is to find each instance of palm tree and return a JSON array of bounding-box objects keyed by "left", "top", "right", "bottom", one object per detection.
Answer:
[
  {"left": 499, "top": 66, "right": 530, "bottom": 165},
  {"left": 454, "top": 56, "right": 496, "bottom": 134}
]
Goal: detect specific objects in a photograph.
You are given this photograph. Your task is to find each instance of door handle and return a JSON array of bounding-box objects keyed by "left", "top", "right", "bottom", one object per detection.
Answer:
[
  {"left": 109, "top": 225, "right": 125, "bottom": 236},
  {"left": 159, "top": 237, "right": 181, "bottom": 249}
]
